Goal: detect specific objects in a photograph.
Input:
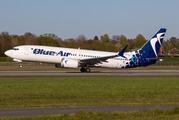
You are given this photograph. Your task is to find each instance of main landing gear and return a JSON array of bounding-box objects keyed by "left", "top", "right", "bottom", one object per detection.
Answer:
[{"left": 80, "top": 67, "right": 91, "bottom": 72}]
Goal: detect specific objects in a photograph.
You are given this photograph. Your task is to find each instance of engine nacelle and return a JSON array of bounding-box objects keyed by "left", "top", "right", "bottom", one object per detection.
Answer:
[
  {"left": 55, "top": 64, "right": 61, "bottom": 68},
  {"left": 61, "top": 58, "right": 79, "bottom": 68}
]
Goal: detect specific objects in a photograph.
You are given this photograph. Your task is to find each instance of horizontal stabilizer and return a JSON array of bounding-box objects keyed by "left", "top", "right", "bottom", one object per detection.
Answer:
[{"left": 147, "top": 56, "right": 175, "bottom": 61}]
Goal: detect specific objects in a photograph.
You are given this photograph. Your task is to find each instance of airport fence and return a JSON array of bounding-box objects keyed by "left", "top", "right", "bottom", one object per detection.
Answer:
[{"left": 152, "top": 62, "right": 179, "bottom": 66}]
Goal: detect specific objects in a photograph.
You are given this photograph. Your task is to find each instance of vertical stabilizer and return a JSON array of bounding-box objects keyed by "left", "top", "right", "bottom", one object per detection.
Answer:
[{"left": 140, "top": 28, "right": 166, "bottom": 58}]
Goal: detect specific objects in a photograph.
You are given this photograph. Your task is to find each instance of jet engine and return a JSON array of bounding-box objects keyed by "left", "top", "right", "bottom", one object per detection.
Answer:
[
  {"left": 60, "top": 58, "right": 79, "bottom": 68},
  {"left": 55, "top": 64, "right": 61, "bottom": 68}
]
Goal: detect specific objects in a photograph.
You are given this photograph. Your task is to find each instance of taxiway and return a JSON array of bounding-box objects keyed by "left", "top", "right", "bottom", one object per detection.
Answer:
[
  {"left": 1, "top": 105, "right": 179, "bottom": 118},
  {"left": 0, "top": 70, "right": 179, "bottom": 77}
]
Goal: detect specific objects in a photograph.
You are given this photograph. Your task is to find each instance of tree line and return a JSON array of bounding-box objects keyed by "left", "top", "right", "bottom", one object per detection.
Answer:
[{"left": 0, "top": 31, "right": 179, "bottom": 57}]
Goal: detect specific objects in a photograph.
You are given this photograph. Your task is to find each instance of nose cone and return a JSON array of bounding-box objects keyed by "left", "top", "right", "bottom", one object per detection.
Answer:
[{"left": 4, "top": 50, "right": 11, "bottom": 57}]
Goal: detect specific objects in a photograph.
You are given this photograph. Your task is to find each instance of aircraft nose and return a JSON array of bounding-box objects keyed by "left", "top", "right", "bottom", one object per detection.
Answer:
[{"left": 4, "top": 50, "right": 11, "bottom": 57}]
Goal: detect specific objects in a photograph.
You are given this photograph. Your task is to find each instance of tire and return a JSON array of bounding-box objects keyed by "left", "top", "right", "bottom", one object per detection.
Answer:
[
  {"left": 80, "top": 67, "right": 86, "bottom": 72},
  {"left": 86, "top": 68, "right": 91, "bottom": 72},
  {"left": 19, "top": 65, "right": 23, "bottom": 68}
]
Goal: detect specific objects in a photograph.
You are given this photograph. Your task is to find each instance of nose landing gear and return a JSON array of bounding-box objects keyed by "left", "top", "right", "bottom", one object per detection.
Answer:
[{"left": 80, "top": 67, "right": 91, "bottom": 72}]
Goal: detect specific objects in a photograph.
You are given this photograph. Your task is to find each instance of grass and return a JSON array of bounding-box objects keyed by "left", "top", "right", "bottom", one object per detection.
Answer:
[
  {"left": 0, "top": 77, "right": 179, "bottom": 108},
  {"left": 1, "top": 107, "right": 179, "bottom": 120}
]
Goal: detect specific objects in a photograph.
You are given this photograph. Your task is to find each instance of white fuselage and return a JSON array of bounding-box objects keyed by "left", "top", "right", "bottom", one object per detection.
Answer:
[{"left": 5, "top": 45, "right": 134, "bottom": 69}]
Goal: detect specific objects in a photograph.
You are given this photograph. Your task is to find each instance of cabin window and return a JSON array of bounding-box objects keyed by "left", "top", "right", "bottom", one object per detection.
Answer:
[{"left": 12, "top": 48, "right": 19, "bottom": 50}]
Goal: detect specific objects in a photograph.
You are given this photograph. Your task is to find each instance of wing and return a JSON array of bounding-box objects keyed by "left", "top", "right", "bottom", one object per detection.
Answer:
[{"left": 79, "top": 45, "right": 128, "bottom": 66}]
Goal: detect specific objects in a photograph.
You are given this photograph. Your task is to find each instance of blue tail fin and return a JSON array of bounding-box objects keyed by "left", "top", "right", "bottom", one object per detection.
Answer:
[{"left": 140, "top": 28, "right": 166, "bottom": 58}]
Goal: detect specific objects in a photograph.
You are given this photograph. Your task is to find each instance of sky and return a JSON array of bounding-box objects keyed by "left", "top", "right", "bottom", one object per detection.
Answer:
[{"left": 0, "top": 0, "right": 179, "bottom": 40}]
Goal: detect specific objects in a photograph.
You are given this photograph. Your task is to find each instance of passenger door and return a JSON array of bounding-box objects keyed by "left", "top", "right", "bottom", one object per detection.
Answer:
[{"left": 24, "top": 47, "right": 29, "bottom": 55}]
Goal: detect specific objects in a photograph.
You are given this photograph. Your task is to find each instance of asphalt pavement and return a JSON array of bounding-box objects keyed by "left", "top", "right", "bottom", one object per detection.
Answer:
[
  {"left": 0, "top": 70, "right": 179, "bottom": 77},
  {"left": 1, "top": 105, "right": 179, "bottom": 118}
]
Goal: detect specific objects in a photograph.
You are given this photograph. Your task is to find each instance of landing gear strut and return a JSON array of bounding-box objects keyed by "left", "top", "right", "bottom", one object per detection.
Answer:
[
  {"left": 80, "top": 67, "right": 91, "bottom": 72},
  {"left": 19, "top": 62, "right": 23, "bottom": 68}
]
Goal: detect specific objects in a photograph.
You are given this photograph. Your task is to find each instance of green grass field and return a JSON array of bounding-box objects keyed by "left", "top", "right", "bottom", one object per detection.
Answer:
[
  {"left": 1, "top": 107, "right": 179, "bottom": 120},
  {"left": 0, "top": 77, "right": 179, "bottom": 108}
]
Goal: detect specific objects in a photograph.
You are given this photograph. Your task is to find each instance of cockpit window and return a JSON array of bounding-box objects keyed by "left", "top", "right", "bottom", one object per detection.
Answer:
[{"left": 12, "top": 48, "right": 19, "bottom": 50}]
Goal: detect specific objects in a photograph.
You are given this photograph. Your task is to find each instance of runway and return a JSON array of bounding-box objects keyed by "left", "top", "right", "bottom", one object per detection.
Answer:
[
  {"left": 0, "top": 70, "right": 179, "bottom": 77},
  {"left": 1, "top": 105, "right": 179, "bottom": 118}
]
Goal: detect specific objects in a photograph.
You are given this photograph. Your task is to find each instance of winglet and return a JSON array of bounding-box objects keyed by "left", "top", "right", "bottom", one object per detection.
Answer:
[
  {"left": 93, "top": 48, "right": 95, "bottom": 50},
  {"left": 118, "top": 45, "right": 128, "bottom": 56}
]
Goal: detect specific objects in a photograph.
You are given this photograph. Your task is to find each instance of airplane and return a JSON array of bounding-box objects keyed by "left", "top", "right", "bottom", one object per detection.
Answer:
[{"left": 5, "top": 28, "right": 166, "bottom": 72}]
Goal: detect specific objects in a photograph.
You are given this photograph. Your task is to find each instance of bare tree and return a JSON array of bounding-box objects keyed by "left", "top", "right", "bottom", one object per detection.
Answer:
[
  {"left": 24, "top": 32, "right": 37, "bottom": 45},
  {"left": 75, "top": 35, "right": 87, "bottom": 49},
  {"left": 94, "top": 36, "right": 99, "bottom": 40},
  {"left": 0, "top": 32, "right": 12, "bottom": 56}
]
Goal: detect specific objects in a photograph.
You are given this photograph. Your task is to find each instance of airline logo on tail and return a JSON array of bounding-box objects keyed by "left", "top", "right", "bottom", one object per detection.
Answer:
[
  {"left": 140, "top": 28, "right": 166, "bottom": 58},
  {"left": 150, "top": 32, "right": 165, "bottom": 57}
]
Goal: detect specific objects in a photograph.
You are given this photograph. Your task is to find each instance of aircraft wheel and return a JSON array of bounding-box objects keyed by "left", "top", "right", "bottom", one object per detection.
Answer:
[
  {"left": 80, "top": 67, "right": 86, "bottom": 72},
  {"left": 86, "top": 68, "right": 91, "bottom": 72},
  {"left": 19, "top": 65, "right": 23, "bottom": 68}
]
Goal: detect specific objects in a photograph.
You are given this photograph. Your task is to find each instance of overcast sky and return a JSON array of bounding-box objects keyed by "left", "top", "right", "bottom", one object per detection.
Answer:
[{"left": 0, "top": 0, "right": 178, "bottom": 40}]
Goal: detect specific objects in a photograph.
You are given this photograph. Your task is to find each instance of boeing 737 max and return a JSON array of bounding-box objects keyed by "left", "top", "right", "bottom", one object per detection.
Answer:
[{"left": 5, "top": 28, "right": 166, "bottom": 72}]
